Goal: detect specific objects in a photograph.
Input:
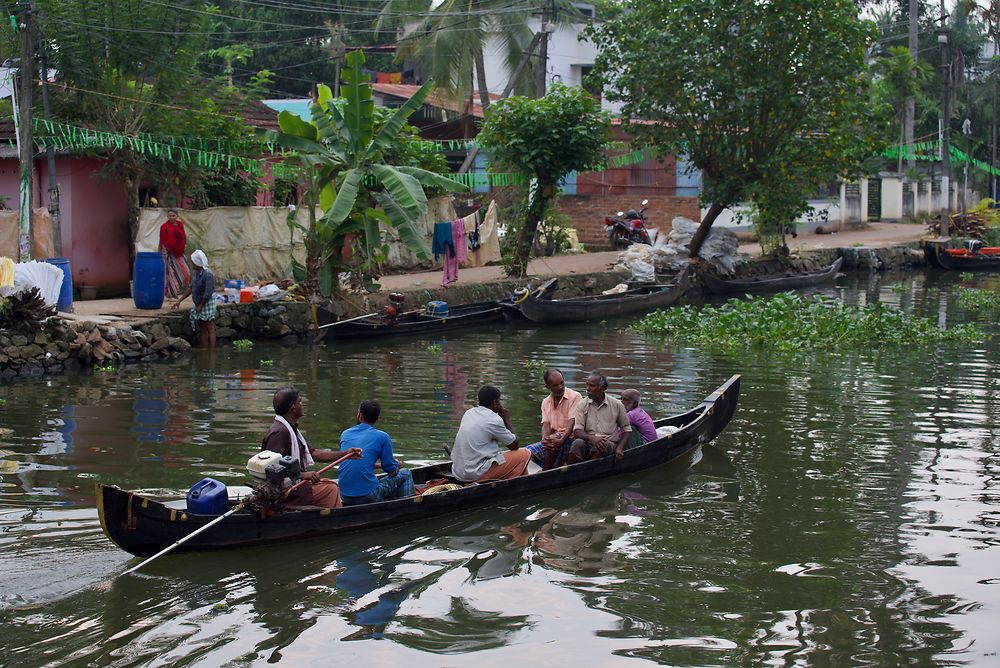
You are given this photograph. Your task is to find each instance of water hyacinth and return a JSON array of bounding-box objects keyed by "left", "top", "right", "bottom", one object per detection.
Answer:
[
  {"left": 632, "top": 293, "right": 985, "bottom": 350},
  {"left": 955, "top": 287, "right": 1000, "bottom": 310}
]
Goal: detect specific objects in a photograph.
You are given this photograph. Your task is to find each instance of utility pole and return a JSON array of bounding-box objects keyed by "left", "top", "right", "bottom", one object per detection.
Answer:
[
  {"left": 16, "top": 0, "right": 34, "bottom": 260},
  {"left": 535, "top": 0, "right": 555, "bottom": 98},
  {"left": 37, "top": 12, "right": 61, "bottom": 256},
  {"left": 906, "top": 0, "right": 917, "bottom": 176},
  {"left": 938, "top": 0, "right": 950, "bottom": 213}
]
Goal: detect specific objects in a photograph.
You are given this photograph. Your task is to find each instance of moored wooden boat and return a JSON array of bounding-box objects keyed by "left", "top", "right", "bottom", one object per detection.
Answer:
[
  {"left": 98, "top": 375, "right": 741, "bottom": 558},
  {"left": 316, "top": 300, "right": 506, "bottom": 340},
  {"left": 924, "top": 239, "right": 1000, "bottom": 271},
  {"left": 703, "top": 257, "right": 843, "bottom": 294},
  {"left": 516, "top": 270, "right": 689, "bottom": 324}
]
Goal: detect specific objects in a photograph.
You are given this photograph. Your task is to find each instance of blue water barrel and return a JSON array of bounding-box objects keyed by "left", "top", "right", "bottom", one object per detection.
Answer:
[
  {"left": 45, "top": 257, "right": 73, "bottom": 312},
  {"left": 133, "top": 252, "right": 165, "bottom": 309}
]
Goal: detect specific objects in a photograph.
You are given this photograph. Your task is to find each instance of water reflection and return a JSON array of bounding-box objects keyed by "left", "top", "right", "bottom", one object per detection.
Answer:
[{"left": 1, "top": 272, "right": 999, "bottom": 664}]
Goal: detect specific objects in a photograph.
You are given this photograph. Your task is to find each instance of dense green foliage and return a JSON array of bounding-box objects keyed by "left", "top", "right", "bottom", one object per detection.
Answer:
[
  {"left": 477, "top": 83, "right": 610, "bottom": 276},
  {"left": 587, "top": 0, "right": 882, "bottom": 258},
  {"left": 632, "top": 293, "right": 985, "bottom": 349},
  {"left": 263, "top": 51, "right": 465, "bottom": 295}
]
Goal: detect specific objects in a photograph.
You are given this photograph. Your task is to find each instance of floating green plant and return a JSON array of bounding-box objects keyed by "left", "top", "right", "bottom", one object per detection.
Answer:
[
  {"left": 889, "top": 283, "right": 907, "bottom": 294},
  {"left": 960, "top": 272, "right": 975, "bottom": 282},
  {"left": 955, "top": 287, "right": 1000, "bottom": 310},
  {"left": 426, "top": 343, "right": 443, "bottom": 355},
  {"left": 0, "top": 398, "right": 6, "bottom": 407},
  {"left": 94, "top": 360, "right": 116, "bottom": 373},
  {"left": 523, "top": 359, "right": 547, "bottom": 375},
  {"left": 260, "top": 359, "right": 274, "bottom": 367},
  {"left": 632, "top": 293, "right": 985, "bottom": 350},
  {"left": 233, "top": 339, "right": 254, "bottom": 351}
]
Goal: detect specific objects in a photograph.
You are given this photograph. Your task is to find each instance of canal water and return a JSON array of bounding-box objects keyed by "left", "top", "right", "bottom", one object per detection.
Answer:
[{"left": 0, "top": 270, "right": 998, "bottom": 666}]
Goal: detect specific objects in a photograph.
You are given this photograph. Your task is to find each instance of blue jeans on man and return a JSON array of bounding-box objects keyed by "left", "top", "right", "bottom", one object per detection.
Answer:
[{"left": 341, "top": 469, "right": 414, "bottom": 506}]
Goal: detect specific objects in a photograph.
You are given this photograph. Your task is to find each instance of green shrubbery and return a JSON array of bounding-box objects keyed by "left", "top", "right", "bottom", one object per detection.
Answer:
[{"left": 632, "top": 293, "right": 984, "bottom": 349}]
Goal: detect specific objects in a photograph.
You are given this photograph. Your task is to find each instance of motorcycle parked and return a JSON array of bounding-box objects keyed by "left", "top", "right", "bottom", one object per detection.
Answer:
[{"left": 604, "top": 199, "right": 652, "bottom": 249}]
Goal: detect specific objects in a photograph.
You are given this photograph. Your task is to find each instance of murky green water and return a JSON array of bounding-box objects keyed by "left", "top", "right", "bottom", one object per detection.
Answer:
[{"left": 1, "top": 270, "right": 998, "bottom": 666}]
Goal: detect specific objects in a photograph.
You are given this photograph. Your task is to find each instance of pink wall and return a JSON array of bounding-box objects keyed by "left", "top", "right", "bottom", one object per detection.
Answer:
[{"left": 1, "top": 157, "right": 131, "bottom": 293}]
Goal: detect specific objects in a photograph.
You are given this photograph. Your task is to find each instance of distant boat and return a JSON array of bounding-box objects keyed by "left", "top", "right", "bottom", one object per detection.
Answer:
[
  {"left": 97, "top": 375, "right": 741, "bottom": 558},
  {"left": 315, "top": 300, "right": 506, "bottom": 341},
  {"left": 924, "top": 239, "right": 1000, "bottom": 271},
  {"left": 703, "top": 257, "right": 844, "bottom": 295},
  {"left": 515, "top": 270, "right": 690, "bottom": 324}
]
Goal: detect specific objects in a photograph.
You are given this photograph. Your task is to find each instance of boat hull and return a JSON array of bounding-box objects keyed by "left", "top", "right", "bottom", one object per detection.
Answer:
[
  {"left": 924, "top": 240, "right": 1000, "bottom": 271},
  {"left": 318, "top": 301, "right": 506, "bottom": 339},
  {"left": 703, "top": 257, "right": 843, "bottom": 294},
  {"left": 98, "top": 375, "right": 741, "bottom": 557},
  {"left": 517, "top": 272, "right": 689, "bottom": 324}
]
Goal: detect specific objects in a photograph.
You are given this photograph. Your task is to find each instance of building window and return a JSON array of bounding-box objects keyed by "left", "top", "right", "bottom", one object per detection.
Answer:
[{"left": 579, "top": 65, "right": 601, "bottom": 99}]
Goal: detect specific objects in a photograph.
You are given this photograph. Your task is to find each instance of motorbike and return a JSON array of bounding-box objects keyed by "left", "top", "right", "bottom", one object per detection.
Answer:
[{"left": 604, "top": 199, "right": 652, "bottom": 249}]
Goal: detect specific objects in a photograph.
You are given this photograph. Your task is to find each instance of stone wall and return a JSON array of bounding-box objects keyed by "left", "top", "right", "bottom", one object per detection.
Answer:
[
  {"left": 556, "top": 195, "right": 701, "bottom": 250},
  {"left": 0, "top": 320, "right": 191, "bottom": 380}
]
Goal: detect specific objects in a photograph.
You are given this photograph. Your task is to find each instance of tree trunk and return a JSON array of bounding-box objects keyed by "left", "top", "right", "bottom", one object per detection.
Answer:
[
  {"left": 475, "top": 49, "right": 491, "bottom": 114},
  {"left": 122, "top": 166, "right": 141, "bottom": 267},
  {"left": 509, "top": 182, "right": 552, "bottom": 278},
  {"left": 687, "top": 201, "right": 726, "bottom": 259}
]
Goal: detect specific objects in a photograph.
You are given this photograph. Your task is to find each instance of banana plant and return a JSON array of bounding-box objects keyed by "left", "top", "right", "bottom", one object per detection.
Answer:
[{"left": 263, "top": 50, "right": 466, "bottom": 295}]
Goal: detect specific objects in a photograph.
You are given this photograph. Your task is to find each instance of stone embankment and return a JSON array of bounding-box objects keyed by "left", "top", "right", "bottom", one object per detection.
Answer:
[{"left": 0, "top": 319, "right": 191, "bottom": 380}]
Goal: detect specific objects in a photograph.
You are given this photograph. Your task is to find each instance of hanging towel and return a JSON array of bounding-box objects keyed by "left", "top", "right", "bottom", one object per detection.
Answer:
[
  {"left": 432, "top": 221, "right": 455, "bottom": 260},
  {"left": 452, "top": 219, "right": 468, "bottom": 263}
]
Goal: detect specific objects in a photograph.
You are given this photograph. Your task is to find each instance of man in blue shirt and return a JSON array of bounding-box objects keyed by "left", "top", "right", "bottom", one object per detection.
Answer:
[{"left": 338, "top": 400, "right": 414, "bottom": 506}]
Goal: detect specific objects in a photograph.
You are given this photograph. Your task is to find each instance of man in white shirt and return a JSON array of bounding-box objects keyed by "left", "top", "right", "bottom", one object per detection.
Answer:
[{"left": 450, "top": 385, "right": 531, "bottom": 483}]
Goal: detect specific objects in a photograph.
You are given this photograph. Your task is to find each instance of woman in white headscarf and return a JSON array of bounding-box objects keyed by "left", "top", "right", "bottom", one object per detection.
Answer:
[{"left": 171, "top": 249, "right": 216, "bottom": 349}]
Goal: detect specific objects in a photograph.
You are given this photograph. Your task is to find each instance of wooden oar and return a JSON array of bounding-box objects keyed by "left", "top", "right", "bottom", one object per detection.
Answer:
[{"left": 123, "top": 451, "right": 356, "bottom": 575}]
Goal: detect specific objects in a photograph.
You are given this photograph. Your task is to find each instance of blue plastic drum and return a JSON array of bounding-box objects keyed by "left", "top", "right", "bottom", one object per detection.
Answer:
[
  {"left": 45, "top": 257, "right": 73, "bottom": 312},
  {"left": 133, "top": 252, "right": 165, "bottom": 309}
]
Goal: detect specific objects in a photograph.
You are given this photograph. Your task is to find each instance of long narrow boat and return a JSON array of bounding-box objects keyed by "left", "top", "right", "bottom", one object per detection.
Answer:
[
  {"left": 315, "top": 300, "right": 506, "bottom": 340},
  {"left": 97, "top": 375, "right": 741, "bottom": 557},
  {"left": 516, "top": 270, "right": 689, "bottom": 324},
  {"left": 703, "top": 257, "right": 843, "bottom": 295},
  {"left": 924, "top": 239, "right": 1000, "bottom": 271}
]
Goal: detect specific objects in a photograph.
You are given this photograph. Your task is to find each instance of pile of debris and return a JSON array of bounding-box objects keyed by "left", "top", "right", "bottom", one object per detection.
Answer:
[
  {"left": 615, "top": 216, "right": 746, "bottom": 280},
  {"left": 928, "top": 211, "right": 991, "bottom": 239}
]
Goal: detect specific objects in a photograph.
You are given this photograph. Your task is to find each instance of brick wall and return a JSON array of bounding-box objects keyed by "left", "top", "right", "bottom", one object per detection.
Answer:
[{"left": 557, "top": 194, "right": 701, "bottom": 249}]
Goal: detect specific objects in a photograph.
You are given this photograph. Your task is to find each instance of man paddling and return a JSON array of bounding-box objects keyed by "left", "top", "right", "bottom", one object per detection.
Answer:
[{"left": 262, "top": 387, "right": 361, "bottom": 509}]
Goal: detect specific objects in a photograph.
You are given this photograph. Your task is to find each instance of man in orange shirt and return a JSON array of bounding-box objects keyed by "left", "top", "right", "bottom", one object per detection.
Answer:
[{"left": 526, "top": 368, "right": 583, "bottom": 469}]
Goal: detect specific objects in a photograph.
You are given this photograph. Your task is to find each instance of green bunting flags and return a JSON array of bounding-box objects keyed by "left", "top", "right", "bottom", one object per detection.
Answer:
[{"left": 883, "top": 140, "right": 1000, "bottom": 176}]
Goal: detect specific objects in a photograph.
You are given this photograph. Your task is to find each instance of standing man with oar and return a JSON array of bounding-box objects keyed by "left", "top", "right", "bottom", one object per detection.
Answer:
[{"left": 262, "top": 387, "right": 361, "bottom": 509}]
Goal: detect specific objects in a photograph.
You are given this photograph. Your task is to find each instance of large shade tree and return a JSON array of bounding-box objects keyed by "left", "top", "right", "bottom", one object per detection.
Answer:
[{"left": 587, "top": 0, "right": 881, "bottom": 258}]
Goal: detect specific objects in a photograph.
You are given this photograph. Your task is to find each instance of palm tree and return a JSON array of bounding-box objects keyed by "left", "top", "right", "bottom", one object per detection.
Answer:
[
  {"left": 378, "top": 0, "right": 579, "bottom": 112},
  {"left": 875, "top": 46, "right": 934, "bottom": 173}
]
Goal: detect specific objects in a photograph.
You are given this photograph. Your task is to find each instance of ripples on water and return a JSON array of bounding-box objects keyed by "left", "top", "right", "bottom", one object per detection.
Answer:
[{"left": 0, "top": 271, "right": 999, "bottom": 666}]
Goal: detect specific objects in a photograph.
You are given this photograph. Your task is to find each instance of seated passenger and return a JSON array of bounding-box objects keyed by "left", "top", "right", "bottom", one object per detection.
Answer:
[
  {"left": 620, "top": 388, "right": 656, "bottom": 449},
  {"left": 451, "top": 385, "right": 531, "bottom": 483},
  {"left": 338, "top": 400, "right": 414, "bottom": 506},
  {"left": 262, "top": 387, "right": 361, "bottom": 509},
  {"left": 566, "top": 372, "right": 631, "bottom": 464},
  {"left": 525, "top": 368, "right": 582, "bottom": 469}
]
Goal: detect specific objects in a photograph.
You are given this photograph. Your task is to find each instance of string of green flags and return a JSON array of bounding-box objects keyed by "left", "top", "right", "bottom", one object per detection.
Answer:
[
  {"left": 13, "top": 118, "right": 656, "bottom": 183},
  {"left": 883, "top": 140, "right": 1000, "bottom": 176}
]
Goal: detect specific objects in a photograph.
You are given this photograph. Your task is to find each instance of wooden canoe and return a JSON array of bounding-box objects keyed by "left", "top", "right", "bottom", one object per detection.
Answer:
[
  {"left": 516, "top": 270, "right": 689, "bottom": 324},
  {"left": 703, "top": 257, "right": 844, "bottom": 294},
  {"left": 97, "top": 375, "right": 741, "bottom": 558},
  {"left": 315, "top": 300, "right": 506, "bottom": 340}
]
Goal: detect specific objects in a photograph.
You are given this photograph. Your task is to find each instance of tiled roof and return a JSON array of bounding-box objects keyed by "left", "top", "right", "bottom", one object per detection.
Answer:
[{"left": 373, "top": 83, "right": 500, "bottom": 119}]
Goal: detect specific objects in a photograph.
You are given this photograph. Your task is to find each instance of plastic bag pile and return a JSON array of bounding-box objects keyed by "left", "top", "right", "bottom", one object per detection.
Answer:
[
  {"left": 616, "top": 216, "right": 745, "bottom": 278},
  {"left": 0, "top": 259, "right": 63, "bottom": 306}
]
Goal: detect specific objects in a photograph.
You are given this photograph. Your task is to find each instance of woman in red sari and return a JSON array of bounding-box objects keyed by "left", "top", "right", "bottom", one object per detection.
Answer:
[{"left": 158, "top": 209, "right": 190, "bottom": 298}]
